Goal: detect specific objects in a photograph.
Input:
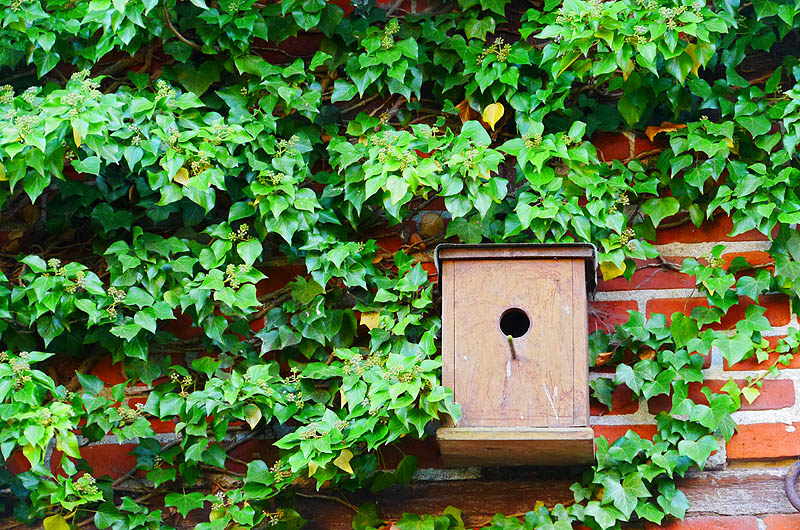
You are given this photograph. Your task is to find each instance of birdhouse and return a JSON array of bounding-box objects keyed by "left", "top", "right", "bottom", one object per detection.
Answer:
[{"left": 435, "top": 244, "right": 597, "bottom": 467}]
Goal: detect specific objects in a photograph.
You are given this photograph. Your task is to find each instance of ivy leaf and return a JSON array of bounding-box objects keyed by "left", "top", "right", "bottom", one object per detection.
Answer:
[
  {"left": 331, "top": 80, "right": 357, "bottom": 103},
  {"left": 642, "top": 197, "right": 680, "bottom": 228},
  {"left": 482, "top": 102, "right": 504, "bottom": 131},
  {"left": 677, "top": 435, "right": 719, "bottom": 466},
  {"left": 164, "top": 492, "right": 207, "bottom": 517},
  {"left": 670, "top": 312, "right": 698, "bottom": 349},
  {"left": 599, "top": 260, "right": 625, "bottom": 281},
  {"left": 736, "top": 270, "right": 771, "bottom": 301},
  {"left": 237, "top": 239, "right": 263, "bottom": 266},
  {"left": 333, "top": 449, "right": 354, "bottom": 474},
  {"left": 714, "top": 332, "right": 754, "bottom": 367},
  {"left": 43, "top": 515, "right": 70, "bottom": 530},
  {"left": 585, "top": 501, "right": 624, "bottom": 530},
  {"left": 243, "top": 404, "right": 262, "bottom": 429}
]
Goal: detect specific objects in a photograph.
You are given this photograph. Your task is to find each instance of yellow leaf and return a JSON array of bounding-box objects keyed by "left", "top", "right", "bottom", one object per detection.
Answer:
[
  {"left": 599, "top": 260, "right": 626, "bottom": 281},
  {"left": 482, "top": 102, "right": 504, "bottom": 131},
  {"left": 644, "top": 121, "right": 687, "bottom": 142},
  {"left": 360, "top": 311, "right": 380, "bottom": 329},
  {"left": 684, "top": 44, "right": 701, "bottom": 77},
  {"left": 72, "top": 126, "right": 82, "bottom": 149},
  {"left": 308, "top": 460, "right": 319, "bottom": 477},
  {"left": 243, "top": 403, "right": 262, "bottom": 430},
  {"left": 622, "top": 59, "right": 635, "bottom": 81},
  {"left": 43, "top": 515, "right": 70, "bottom": 530},
  {"left": 210, "top": 509, "right": 226, "bottom": 521},
  {"left": 333, "top": 449, "right": 354, "bottom": 474},
  {"left": 0, "top": 162, "right": 6, "bottom": 181},
  {"left": 174, "top": 167, "right": 190, "bottom": 186}
]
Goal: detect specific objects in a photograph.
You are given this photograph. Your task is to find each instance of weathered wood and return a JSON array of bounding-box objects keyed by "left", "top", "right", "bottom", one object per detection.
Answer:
[
  {"left": 436, "top": 427, "right": 595, "bottom": 467},
  {"left": 438, "top": 245, "right": 594, "bottom": 466}
]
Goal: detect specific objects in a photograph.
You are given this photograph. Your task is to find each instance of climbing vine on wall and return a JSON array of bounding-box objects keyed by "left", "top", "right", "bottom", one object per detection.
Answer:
[{"left": 0, "top": 0, "right": 799, "bottom": 528}]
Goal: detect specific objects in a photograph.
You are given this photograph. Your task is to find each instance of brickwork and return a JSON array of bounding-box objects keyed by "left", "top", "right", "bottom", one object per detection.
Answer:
[{"left": 26, "top": 132, "right": 800, "bottom": 527}]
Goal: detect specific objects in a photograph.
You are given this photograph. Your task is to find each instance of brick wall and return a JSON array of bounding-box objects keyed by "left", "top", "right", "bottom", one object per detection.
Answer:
[{"left": 13, "top": 132, "right": 800, "bottom": 528}]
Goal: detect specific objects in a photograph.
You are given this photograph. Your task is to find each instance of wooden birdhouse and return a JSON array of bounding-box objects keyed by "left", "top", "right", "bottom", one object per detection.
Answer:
[{"left": 435, "top": 244, "right": 597, "bottom": 467}]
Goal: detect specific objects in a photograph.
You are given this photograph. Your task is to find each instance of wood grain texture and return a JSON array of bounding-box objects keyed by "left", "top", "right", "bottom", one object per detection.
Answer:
[
  {"left": 436, "top": 427, "right": 595, "bottom": 467},
  {"left": 451, "top": 259, "right": 576, "bottom": 428}
]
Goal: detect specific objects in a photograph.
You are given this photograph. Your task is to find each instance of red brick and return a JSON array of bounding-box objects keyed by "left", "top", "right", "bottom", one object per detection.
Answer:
[
  {"left": 256, "top": 265, "right": 305, "bottom": 296},
  {"left": 725, "top": 336, "right": 800, "bottom": 370},
  {"left": 6, "top": 451, "right": 31, "bottom": 474},
  {"left": 592, "top": 132, "right": 632, "bottom": 161},
  {"left": 164, "top": 311, "right": 203, "bottom": 340},
  {"left": 591, "top": 424, "right": 657, "bottom": 443},
  {"left": 645, "top": 516, "right": 760, "bottom": 530},
  {"left": 589, "top": 300, "right": 638, "bottom": 333},
  {"left": 727, "top": 423, "right": 800, "bottom": 460},
  {"left": 89, "top": 356, "right": 127, "bottom": 385},
  {"left": 655, "top": 214, "right": 769, "bottom": 244},
  {"left": 761, "top": 514, "right": 800, "bottom": 529},
  {"left": 598, "top": 257, "right": 695, "bottom": 291},
  {"left": 634, "top": 135, "right": 661, "bottom": 156},
  {"left": 648, "top": 379, "right": 794, "bottom": 414},
  {"left": 647, "top": 294, "right": 790, "bottom": 329},
  {"left": 722, "top": 251, "right": 774, "bottom": 271},
  {"left": 51, "top": 443, "right": 138, "bottom": 479},
  {"left": 590, "top": 385, "right": 639, "bottom": 416}
]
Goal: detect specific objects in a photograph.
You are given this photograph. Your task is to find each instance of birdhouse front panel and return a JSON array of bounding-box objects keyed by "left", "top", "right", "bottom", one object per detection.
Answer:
[{"left": 436, "top": 244, "right": 596, "bottom": 467}]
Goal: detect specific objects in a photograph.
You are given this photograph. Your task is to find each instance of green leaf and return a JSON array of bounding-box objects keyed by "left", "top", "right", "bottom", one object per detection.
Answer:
[
  {"left": 164, "top": 492, "right": 207, "bottom": 517},
  {"left": 642, "top": 197, "right": 680, "bottom": 228},
  {"left": 670, "top": 312, "right": 698, "bottom": 349},
  {"left": 237, "top": 239, "right": 263, "bottom": 266}
]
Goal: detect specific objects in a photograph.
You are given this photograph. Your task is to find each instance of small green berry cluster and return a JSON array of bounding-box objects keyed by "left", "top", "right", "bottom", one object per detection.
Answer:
[
  {"left": 256, "top": 170, "right": 286, "bottom": 186},
  {"left": 618, "top": 227, "right": 636, "bottom": 248},
  {"left": 524, "top": 133, "right": 543, "bottom": 149},
  {"left": 342, "top": 354, "right": 383, "bottom": 376},
  {"left": 155, "top": 80, "right": 176, "bottom": 100},
  {"left": 275, "top": 135, "right": 299, "bottom": 157},
  {"left": 65, "top": 271, "right": 85, "bottom": 294},
  {"left": 608, "top": 192, "right": 630, "bottom": 213},
  {"left": 380, "top": 18, "right": 400, "bottom": 50},
  {"left": 205, "top": 122, "right": 232, "bottom": 146},
  {"left": 476, "top": 37, "right": 511, "bottom": 65},
  {"left": 169, "top": 371, "right": 193, "bottom": 398},
  {"left": 211, "top": 491, "right": 234, "bottom": 511},
  {"left": 9, "top": 352, "right": 32, "bottom": 388},
  {"left": 387, "top": 364, "right": 423, "bottom": 383},
  {"left": 0, "top": 85, "right": 13, "bottom": 105},
  {"left": 73, "top": 474, "right": 99, "bottom": 497},
  {"left": 270, "top": 461, "right": 292, "bottom": 481},
  {"left": 227, "top": 224, "right": 252, "bottom": 242},
  {"left": 462, "top": 146, "right": 481, "bottom": 172},
  {"left": 106, "top": 286, "right": 126, "bottom": 318},
  {"left": 224, "top": 263, "right": 249, "bottom": 289},
  {"left": 265, "top": 508, "right": 286, "bottom": 526},
  {"left": 285, "top": 391, "right": 304, "bottom": 409},
  {"left": 117, "top": 403, "right": 144, "bottom": 424},
  {"left": 190, "top": 152, "right": 211, "bottom": 176},
  {"left": 298, "top": 423, "right": 326, "bottom": 440},
  {"left": 701, "top": 252, "right": 725, "bottom": 268}
]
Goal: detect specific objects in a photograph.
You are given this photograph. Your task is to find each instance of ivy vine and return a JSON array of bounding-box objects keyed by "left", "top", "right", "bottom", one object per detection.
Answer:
[{"left": 1, "top": 0, "right": 799, "bottom": 529}]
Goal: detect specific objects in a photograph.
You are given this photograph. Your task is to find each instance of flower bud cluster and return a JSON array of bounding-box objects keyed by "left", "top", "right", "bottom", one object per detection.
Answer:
[
  {"left": 476, "top": 37, "right": 511, "bottom": 65},
  {"left": 380, "top": 18, "right": 400, "bottom": 49},
  {"left": 73, "top": 474, "right": 99, "bottom": 497}
]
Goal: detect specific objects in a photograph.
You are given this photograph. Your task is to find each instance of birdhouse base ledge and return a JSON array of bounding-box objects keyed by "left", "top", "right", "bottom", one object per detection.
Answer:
[{"left": 436, "top": 427, "right": 595, "bottom": 467}]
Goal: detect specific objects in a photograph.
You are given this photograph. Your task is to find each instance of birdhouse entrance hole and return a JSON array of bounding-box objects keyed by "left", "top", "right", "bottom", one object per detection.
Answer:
[
  {"left": 435, "top": 243, "right": 598, "bottom": 467},
  {"left": 499, "top": 308, "right": 530, "bottom": 338}
]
